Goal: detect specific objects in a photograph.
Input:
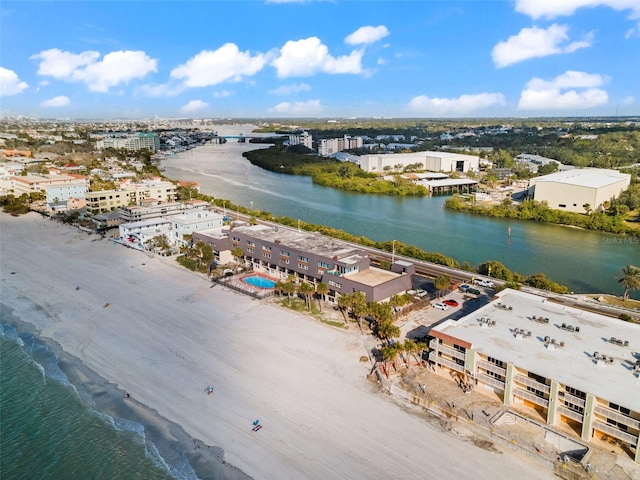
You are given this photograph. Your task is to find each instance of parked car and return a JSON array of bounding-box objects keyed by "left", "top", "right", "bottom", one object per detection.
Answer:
[
  {"left": 415, "top": 289, "right": 429, "bottom": 298},
  {"left": 467, "top": 288, "right": 482, "bottom": 296},
  {"left": 458, "top": 284, "right": 470, "bottom": 292},
  {"left": 473, "top": 279, "right": 494, "bottom": 288},
  {"left": 443, "top": 299, "right": 459, "bottom": 307},
  {"left": 432, "top": 301, "right": 449, "bottom": 311}
]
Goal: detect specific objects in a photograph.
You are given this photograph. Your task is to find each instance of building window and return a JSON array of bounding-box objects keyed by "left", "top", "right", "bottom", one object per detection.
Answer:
[
  {"left": 298, "top": 263, "right": 308, "bottom": 270},
  {"left": 280, "top": 250, "right": 290, "bottom": 257},
  {"left": 247, "top": 247, "right": 254, "bottom": 253},
  {"left": 487, "top": 356, "right": 506, "bottom": 369},
  {"left": 565, "top": 386, "right": 586, "bottom": 399},
  {"left": 609, "top": 403, "right": 631, "bottom": 417},
  {"left": 263, "top": 252, "right": 271, "bottom": 259},
  {"left": 328, "top": 280, "right": 341, "bottom": 288},
  {"left": 528, "top": 371, "right": 548, "bottom": 385},
  {"left": 263, "top": 245, "right": 271, "bottom": 251},
  {"left": 318, "top": 261, "right": 331, "bottom": 269},
  {"left": 298, "top": 256, "right": 309, "bottom": 263},
  {"left": 526, "top": 386, "right": 547, "bottom": 399},
  {"left": 247, "top": 241, "right": 255, "bottom": 247},
  {"left": 453, "top": 344, "right": 466, "bottom": 353}
]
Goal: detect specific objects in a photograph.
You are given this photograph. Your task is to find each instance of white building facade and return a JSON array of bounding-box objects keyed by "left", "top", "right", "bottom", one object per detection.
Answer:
[
  {"left": 358, "top": 151, "right": 480, "bottom": 174},
  {"left": 528, "top": 168, "right": 631, "bottom": 213}
]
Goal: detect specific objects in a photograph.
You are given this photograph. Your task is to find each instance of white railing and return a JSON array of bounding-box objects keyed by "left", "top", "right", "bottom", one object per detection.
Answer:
[
  {"left": 556, "top": 405, "right": 584, "bottom": 423},
  {"left": 476, "top": 371, "right": 506, "bottom": 391},
  {"left": 594, "top": 405, "right": 640, "bottom": 430},
  {"left": 477, "top": 359, "right": 507, "bottom": 377},
  {"left": 514, "top": 374, "right": 550, "bottom": 394},
  {"left": 513, "top": 387, "right": 549, "bottom": 408},
  {"left": 592, "top": 421, "right": 638, "bottom": 445}
]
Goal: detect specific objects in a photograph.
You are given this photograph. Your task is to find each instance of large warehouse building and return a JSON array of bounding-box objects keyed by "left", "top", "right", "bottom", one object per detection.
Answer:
[
  {"left": 528, "top": 168, "right": 631, "bottom": 213},
  {"left": 358, "top": 151, "right": 480, "bottom": 174},
  {"left": 428, "top": 288, "right": 640, "bottom": 464}
]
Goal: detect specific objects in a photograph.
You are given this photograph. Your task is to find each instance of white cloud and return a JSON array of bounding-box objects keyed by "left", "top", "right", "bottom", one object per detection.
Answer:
[
  {"left": 492, "top": 24, "right": 592, "bottom": 68},
  {"left": 515, "top": 0, "right": 640, "bottom": 20},
  {"left": 345, "top": 25, "right": 390, "bottom": 45},
  {"left": 271, "top": 37, "right": 364, "bottom": 78},
  {"left": 171, "top": 43, "right": 266, "bottom": 88},
  {"left": 213, "top": 89, "right": 233, "bottom": 98},
  {"left": 269, "top": 99, "right": 322, "bottom": 115},
  {"left": 31, "top": 48, "right": 157, "bottom": 92},
  {"left": 622, "top": 96, "right": 635, "bottom": 105},
  {"left": 0, "top": 67, "right": 28, "bottom": 96},
  {"left": 73, "top": 51, "right": 157, "bottom": 92},
  {"left": 269, "top": 83, "right": 311, "bottom": 95},
  {"left": 518, "top": 70, "right": 609, "bottom": 110},
  {"left": 407, "top": 93, "right": 506, "bottom": 115},
  {"left": 31, "top": 49, "right": 99, "bottom": 79},
  {"left": 179, "top": 100, "right": 209, "bottom": 114},
  {"left": 40, "top": 95, "right": 70, "bottom": 107},
  {"left": 625, "top": 21, "right": 640, "bottom": 38}
]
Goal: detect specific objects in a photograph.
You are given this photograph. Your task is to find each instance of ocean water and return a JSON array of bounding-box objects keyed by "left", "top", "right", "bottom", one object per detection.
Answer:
[{"left": 0, "top": 313, "right": 200, "bottom": 480}]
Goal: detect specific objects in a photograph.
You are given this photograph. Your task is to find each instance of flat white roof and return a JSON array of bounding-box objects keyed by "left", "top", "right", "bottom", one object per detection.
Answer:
[
  {"left": 533, "top": 168, "right": 630, "bottom": 189},
  {"left": 433, "top": 289, "right": 640, "bottom": 411}
]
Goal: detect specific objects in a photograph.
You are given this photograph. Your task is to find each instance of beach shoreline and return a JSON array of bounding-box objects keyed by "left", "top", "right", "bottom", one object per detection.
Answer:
[{"left": 1, "top": 212, "right": 554, "bottom": 480}]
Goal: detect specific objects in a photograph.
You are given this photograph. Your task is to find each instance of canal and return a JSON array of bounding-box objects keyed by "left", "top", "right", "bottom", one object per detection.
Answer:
[{"left": 161, "top": 131, "right": 640, "bottom": 299}]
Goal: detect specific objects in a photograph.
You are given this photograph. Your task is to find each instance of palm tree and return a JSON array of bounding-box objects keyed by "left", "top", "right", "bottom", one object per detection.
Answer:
[
  {"left": 231, "top": 246, "right": 244, "bottom": 269},
  {"left": 351, "top": 292, "right": 368, "bottom": 333},
  {"left": 376, "top": 319, "right": 400, "bottom": 346},
  {"left": 434, "top": 275, "right": 451, "bottom": 298},
  {"left": 315, "top": 282, "right": 329, "bottom": 312},
  {"left": 618, "top": 264, "right": 640, "bottom": 301},
  {"left": 337, "top": 293, "right": 351, "bottom": 324},
  {"left": 402, "top": 339, "right": 418, "bottom": 368},
  {"left": 281, "top": 279, "right": 297, "bottom": 306},
  {"left": 380, "top": 344, "right": 399, "bottom": 378},
  {"left": 298, "top": 281, "right": 315, "bottom": 311}
]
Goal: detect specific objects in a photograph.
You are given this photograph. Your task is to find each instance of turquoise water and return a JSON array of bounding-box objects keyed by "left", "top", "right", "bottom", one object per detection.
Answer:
[
  {"left": 241, "top": 275, "right": 276, "bottom": 289},
  {"left": 0, "top": 303, "right": 244, "bottom": 480},
  {"left": 0, "top": 325, "right": 176, "bottom": 480}
]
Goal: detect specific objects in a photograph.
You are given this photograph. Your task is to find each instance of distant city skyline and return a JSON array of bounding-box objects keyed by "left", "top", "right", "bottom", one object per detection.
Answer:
[{"left": 1, "top": 0, "right": 639, "bottom": 119}]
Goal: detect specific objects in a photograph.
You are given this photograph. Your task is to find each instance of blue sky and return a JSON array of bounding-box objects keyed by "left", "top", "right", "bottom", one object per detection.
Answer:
[{"left": 1, "top": 0, "right": 639, "bottom": 119}]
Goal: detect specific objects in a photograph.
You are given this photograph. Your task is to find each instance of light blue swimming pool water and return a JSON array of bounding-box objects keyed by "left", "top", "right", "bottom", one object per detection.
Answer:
[{"left": 241, "top": 275, "right": 276, "bottom": 289}]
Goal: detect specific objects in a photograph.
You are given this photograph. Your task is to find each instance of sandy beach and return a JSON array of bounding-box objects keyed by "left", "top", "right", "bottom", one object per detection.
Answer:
[{"left": 0, "top": 212, "right": 553, "bottom": 480}]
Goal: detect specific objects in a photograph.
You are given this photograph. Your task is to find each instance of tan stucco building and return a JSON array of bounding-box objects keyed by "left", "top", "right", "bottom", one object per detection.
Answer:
[{"left": 528, "top": 168, "right": 631, "bottom": 213}]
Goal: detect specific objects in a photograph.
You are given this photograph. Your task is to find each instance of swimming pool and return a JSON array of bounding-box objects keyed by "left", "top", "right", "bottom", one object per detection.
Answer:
[{"left": 241, "top": 275, "right": 276, "bottom": 289}]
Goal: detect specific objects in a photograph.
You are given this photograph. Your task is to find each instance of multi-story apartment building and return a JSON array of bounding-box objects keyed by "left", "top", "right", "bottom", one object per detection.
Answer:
[
  {"left": 85, "top": 180, "right": 177, "bottom": 214},
  {"left": 428, "top": 288, "right": 640, "bottom": 463},
  {"left": 7, "top": 173, "right": 89, "bottom": 199},
  {"left": 319, "top": 135, "right": 363, "bottom": 157},
  {"left": 288, "top": 131, "right": 313, "bottom": 150},
  {"left": 198, "top": 223, "right": 412, "bottom": 303},
  {"left": 96, "top": 133, "right": 160, "bottom": 152},
  {"left": 119, "top": 200, "right": 208, "bottom": 223}
]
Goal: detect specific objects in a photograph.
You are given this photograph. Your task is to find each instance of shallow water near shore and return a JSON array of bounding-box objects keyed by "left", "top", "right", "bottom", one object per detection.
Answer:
[{"left": 0, "top": 303, "right": 249, "bottom": 480}]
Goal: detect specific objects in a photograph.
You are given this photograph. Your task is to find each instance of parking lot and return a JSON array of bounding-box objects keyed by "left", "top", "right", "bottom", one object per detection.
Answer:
[{"left": 400, "top": 279, "right": 493, "bottom": 341}]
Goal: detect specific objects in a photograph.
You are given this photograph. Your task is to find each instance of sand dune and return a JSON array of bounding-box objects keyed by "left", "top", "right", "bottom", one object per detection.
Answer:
[{"left": 0, "top": 212, "right": 552, "bottom": 479}]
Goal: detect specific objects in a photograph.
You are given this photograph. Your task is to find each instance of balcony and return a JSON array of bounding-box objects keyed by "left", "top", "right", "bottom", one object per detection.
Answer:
[
  {"left": 436, "top": 344, "right": 466, "bottom": 361},
  {"left": 594, "top": 405, "right": 640, "bottom": 430},
  {"left": 477, "top": 359, "right": 507, "bottom": 377},
  {"left": 592, "top": 421, "right": 639, "bottom": 445},
  {"left": 513, "top": 387, "right": 549, "bottom": 408},
  {"left": 557, "top": 405, "right": 584, "bottom": 423},
  {"left": 514, "top": 374, "right": 550, "bottom": 394},
  {"left": 435, "top": 356, "right": 465, "bottom": 373},
  {"left": 560, "top": 392, "right": 586, "bottom": 409},
  {"left": 476, "top": 371, "right": 506, "bottom": 391}
]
